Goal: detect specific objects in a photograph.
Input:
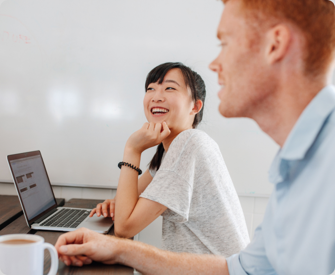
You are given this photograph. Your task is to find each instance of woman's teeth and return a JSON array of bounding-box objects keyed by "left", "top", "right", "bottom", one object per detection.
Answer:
[{"left": 151, "top": 108, "right": 169, "bottom": 114}]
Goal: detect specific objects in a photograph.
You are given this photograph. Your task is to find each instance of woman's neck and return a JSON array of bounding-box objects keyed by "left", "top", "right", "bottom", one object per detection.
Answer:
[{"left": 162, "top": 127, "right": 192, "bottom": 152}]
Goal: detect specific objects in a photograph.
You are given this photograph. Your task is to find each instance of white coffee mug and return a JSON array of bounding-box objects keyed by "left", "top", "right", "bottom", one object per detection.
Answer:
[{"left": 0, "top": 234, "right": 58, "bottom": 275}]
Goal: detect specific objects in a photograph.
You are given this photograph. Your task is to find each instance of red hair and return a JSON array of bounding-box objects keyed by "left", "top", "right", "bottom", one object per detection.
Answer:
[{"left": 223, "top": 0, "right": 335, "bottom": 76}]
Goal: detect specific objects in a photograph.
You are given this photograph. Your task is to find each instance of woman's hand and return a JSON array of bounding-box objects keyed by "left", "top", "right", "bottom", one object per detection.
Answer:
[
  {"left": 125, "top": 122, "right": 171, "bottom": 154},
  {"left": 89, "top": 199, "right": 115, "bottom": 219}
]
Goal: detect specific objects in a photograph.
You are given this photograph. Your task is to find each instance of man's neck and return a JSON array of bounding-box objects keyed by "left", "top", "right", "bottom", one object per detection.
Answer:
[{"left": 251, "top": 76, "right": 328, "bottom": 147}]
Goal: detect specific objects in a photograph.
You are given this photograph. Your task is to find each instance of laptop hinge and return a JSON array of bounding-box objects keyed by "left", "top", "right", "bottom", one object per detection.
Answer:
[{"left": 34, "top": 208, "right": 58, "bottom": 224}]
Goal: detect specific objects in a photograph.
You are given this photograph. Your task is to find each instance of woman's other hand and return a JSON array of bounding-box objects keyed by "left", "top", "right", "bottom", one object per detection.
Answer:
[
  {"left": 89, "top": 199, "right": 115, "bottom": 219},
  {"left": 126, "top": 122, "right": 170, "bottom": 154}
]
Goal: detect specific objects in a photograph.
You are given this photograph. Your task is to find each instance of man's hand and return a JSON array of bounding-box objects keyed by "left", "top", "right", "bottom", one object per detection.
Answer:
[
  {"left": 55, "top": 228, "right": 229, "bottom": 274},
  {"left": 89, "top": 199, "right": 115, "bottom": 219},
  {"left": 55, "top": 228, "right": 120, "bottom": 266}
]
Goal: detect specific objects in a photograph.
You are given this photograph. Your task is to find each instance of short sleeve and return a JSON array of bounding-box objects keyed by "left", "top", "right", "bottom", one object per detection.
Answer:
[
  {"left": 140, "top": 129, "right": 205, "bottom": 223},
  {"left": 140, "top": 169, "right": 193, "bottom": 223},
  {"left": 140, "top": 131, "right": 197, "bottom": 223},
  {"left": 227, "top": 225, "right": 276, "bottom": 275}
]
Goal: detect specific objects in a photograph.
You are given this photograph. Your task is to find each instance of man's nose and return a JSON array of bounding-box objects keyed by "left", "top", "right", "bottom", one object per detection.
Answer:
[{"left": 209, "top": 58, "right": 220, "bottom": 72}]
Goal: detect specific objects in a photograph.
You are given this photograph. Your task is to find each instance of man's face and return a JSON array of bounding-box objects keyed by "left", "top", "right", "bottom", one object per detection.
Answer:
[{"left": 209, "top": 0, "right": 273, "bottom": 118}]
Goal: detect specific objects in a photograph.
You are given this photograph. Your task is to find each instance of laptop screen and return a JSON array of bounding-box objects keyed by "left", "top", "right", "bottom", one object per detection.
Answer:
[{"left": 8, "top": 152, "right": 56, "bottom": 221}]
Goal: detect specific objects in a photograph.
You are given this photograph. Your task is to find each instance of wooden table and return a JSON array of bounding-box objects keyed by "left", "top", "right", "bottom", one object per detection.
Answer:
[
  {"left": 0, "top": 195, "right": 23, "bottom": 231},
  {"left": 0, "top": 195, "right": 134, "bottom": 275}
]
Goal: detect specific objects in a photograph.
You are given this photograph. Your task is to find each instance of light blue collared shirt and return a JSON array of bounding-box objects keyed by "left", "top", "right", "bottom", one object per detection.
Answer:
[{"left": 227, "top": 86, "right": 335, "bottom": 275}]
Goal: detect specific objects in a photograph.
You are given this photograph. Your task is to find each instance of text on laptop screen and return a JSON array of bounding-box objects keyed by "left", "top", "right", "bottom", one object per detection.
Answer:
[{"left": 10, "top": 155, "right": 55, "bottom": 220}]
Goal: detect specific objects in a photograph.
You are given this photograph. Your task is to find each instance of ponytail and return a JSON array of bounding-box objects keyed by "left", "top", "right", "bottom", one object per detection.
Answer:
[{"left": 148, "top": 143, "right": 165, "bottom": 172}]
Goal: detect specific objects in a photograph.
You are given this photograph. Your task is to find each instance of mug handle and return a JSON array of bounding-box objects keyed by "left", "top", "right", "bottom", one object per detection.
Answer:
[{"left": 43, "top": 243, "right": 59, "bottom": 275}]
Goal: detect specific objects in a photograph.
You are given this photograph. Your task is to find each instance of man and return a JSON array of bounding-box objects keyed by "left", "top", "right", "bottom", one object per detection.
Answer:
[{"left": 55, "top": 0, "right": 335, "bottom": 274}]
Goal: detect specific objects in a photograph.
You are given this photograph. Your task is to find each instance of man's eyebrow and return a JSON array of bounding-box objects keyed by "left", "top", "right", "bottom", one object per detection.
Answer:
[{"left": 164, "top": 79, "right": 180, "bottom": 86}]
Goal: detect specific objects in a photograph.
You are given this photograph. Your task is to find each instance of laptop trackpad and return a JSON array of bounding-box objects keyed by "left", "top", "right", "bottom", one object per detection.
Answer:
[{"left": 78, "top": 215, "right": 113, "bottom": 233}]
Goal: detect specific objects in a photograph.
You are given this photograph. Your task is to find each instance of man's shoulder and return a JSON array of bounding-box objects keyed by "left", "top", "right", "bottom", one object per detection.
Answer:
[
  {"left": 308, "top": 107, "right": 335, "bottom": 171},
  {"left": 328, "top": 107, "right": 335, "bottom": 126},
  {"left": 320, "top": 107, "right": 335, "bottom": 145}
]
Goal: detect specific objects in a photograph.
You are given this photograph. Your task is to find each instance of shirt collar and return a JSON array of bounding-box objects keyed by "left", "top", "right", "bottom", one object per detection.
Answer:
[
  {"left": 269, "top": 85, "right": 335, "bottom": 184},
  {"left": 280, "top": 85, "right": 335, "bottom": 160}
]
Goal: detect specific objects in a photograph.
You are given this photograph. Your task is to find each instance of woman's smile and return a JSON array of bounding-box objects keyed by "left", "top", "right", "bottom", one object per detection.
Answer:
[{"left": 151, "top": 106, "right": 170, "bottom": 117}]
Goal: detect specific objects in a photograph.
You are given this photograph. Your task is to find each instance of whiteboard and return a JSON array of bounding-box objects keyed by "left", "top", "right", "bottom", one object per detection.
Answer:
[{"left": 0, "top": 0, "right": 281, "bottom": 195}]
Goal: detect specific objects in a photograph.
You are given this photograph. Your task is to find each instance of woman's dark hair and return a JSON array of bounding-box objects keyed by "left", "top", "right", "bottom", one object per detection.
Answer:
[{"left": 147, "top": 62, "right": 206, "bottom": 172}]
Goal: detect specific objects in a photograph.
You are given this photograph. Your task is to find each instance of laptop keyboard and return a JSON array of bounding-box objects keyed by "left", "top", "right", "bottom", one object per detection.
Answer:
[{"left": 40, "top": 208, "right": 90, "bottom": 228}]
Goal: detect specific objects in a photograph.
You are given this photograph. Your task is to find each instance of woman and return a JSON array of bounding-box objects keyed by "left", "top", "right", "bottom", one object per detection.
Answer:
[{"left": 90, "top": 62, "right": 249, "bottom": 257}]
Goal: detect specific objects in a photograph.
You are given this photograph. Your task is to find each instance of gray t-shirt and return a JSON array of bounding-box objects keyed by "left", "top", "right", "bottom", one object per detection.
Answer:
[{"left": 140, "top": 129, "right": 249, "bottom": 257}]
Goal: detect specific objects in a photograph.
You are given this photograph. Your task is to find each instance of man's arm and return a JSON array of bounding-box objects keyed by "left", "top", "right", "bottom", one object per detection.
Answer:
[
  {"left": 120, "top": 238, "right": 229, "bottom": 275},
  {"left": 55, "top": 228, "right": 229, "bottom": 275}
]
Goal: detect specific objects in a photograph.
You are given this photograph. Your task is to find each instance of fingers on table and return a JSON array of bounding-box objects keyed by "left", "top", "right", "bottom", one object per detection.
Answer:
[
  {"left": 55, "top": 229, "right": 85, "bottom": 254},
  {"left": 90, "top": 201, "right": 115, "bottom": 218},
  {"left": 101, "top": 202, "right": 110, "bottom": 217},
  {"left": 95, "top": 203, "right": 103, "bottom": 217},
  {"left": 89, "top": 208, "right": 97, "bottom": 217},
  {"left": 56, "top": 229, "right": 93, "bottom": 266},
  {"left": 60, "top": 255, "right": 91, "bottom": 266}
]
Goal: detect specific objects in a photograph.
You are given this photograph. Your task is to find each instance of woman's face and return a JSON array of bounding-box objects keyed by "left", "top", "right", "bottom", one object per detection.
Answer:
[{"left": 143, "top": 68, "right": 197, "bottom": 133}]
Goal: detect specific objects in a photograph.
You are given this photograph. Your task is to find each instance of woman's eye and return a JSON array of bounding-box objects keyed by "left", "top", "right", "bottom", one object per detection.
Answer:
[
  {"left": 146, "top": 87, "right": 154, "bottom": 92},
  {"left": 166, "top": 87, "right": 176, "bottom": 90}
]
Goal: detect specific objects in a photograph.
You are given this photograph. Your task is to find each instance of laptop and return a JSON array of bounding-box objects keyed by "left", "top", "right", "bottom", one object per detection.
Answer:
[{"left": 7, "top": 150, "right": 114, "bottom": 233}]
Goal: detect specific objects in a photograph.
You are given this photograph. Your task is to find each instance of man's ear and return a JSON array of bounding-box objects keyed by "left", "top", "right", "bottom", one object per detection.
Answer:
[
  {"left": 192, "top": 99, "right": 203, "bottom": 115},
  {"left": 266, "top": 24, "right": 291, "bottom": 64}
]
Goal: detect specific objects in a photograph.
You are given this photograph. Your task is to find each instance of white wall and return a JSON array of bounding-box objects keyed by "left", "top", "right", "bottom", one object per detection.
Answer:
[{"left": 0, "top": 0, "right": 278, "bottom": 196}]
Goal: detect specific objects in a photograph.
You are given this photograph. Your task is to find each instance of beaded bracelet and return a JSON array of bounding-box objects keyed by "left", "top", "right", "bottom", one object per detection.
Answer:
[{"left": 118, "top": 161, "right": 142, "bottom": 175}]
